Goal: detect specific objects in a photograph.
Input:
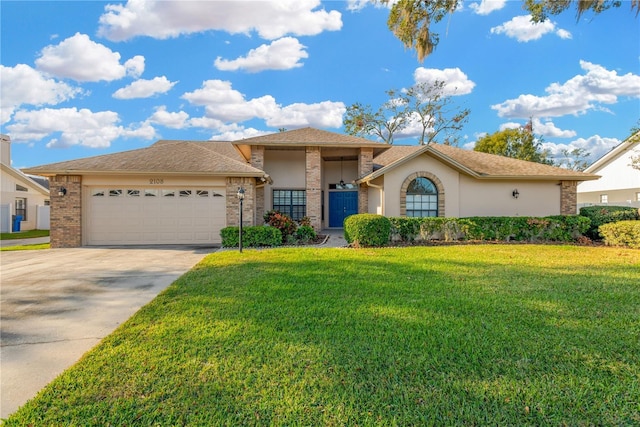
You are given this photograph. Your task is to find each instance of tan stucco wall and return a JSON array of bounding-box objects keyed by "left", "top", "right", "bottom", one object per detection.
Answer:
[
  {"left": 262, "top": 150, "right": 306, "bottom": 213},
  {"left": 458, "top": 177, "right": 561, "bottom": 217},
  {"left": 82, "top": 175, "right": 227, "bottom": 187},
  {"left": 380, "top": 154, "right": 460, "bottom": 217},
  {"left": 366, "top": 153, "right": 565, "bottom": 218}
]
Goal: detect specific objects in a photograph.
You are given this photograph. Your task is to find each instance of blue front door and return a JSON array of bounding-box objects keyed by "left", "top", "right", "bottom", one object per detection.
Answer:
[{"left": 329, "top": 191, "right": 358, "bottom": 227}]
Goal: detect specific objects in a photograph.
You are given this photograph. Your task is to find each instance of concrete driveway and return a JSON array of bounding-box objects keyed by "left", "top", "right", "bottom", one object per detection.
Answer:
[{"left": 0, "top": 245, "right": 213, "bottom": 419}]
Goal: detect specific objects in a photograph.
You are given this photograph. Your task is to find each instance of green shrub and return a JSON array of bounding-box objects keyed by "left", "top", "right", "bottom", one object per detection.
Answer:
[
  {"left": 295, "top": 225, "right": 317, "bottom": 243},
  {"left": 464, "top": 216, "right": 589, "bottom": 242},
  {"left": 344, "top": 214, "right": 391, "bottom": 247},
  {"left": 263, "top": 210, "right": 297, "bottom": 242},
  {"left": 388, "top": 217, "right": 471, "bottom": 242},
  {"left": 220, "top": 226, "right": 282, "bottom": 248},
  {"left": 579, "top": 206, "right": 640, "bottom": 239},
  {"left": 599, "top": 220, "right": 640, "bottom": 249}
]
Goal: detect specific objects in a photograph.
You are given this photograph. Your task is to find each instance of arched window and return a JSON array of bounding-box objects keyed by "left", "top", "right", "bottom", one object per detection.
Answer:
[{"left": 406, "top": 177, "right": 438, "bottom": 217}]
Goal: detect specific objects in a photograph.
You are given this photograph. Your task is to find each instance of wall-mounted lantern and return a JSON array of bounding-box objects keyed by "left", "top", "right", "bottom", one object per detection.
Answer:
[
  {"left": 58, "top": 187, "right": 67, "bottom": 197},
  {"left": 512, "top": 189, "right": 520, "bottom": 199}
]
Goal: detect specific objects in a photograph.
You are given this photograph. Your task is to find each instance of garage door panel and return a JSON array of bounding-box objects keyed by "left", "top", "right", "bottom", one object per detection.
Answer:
[{"left": 87, "top": 187, "right": 226, "bottom": 245}]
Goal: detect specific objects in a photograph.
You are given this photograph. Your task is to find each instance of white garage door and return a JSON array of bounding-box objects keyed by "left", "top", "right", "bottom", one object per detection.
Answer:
[{"left": 86, "top": 187, "right": 226, "bottom": 245}]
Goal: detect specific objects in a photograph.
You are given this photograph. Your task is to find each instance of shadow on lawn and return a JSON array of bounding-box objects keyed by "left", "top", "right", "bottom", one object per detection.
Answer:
[{"left": 7, "top": 246, "right": 640, "bottom": 425}]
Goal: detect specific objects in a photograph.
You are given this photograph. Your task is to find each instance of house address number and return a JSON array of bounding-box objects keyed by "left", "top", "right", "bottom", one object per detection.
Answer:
[{"left": 149, "top": 178, "right": 164, "bottom": 184}]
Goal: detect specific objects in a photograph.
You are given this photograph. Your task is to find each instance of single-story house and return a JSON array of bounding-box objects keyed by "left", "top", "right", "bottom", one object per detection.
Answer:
[
  {"left": 23, "top": 127, "right": 599, "bottom": 248},
  {"left": 1, "top": 134, "right": 50, "bottom": 233},
  {"left": 577, "top": 131, "right": 640, "bottom": 208}
]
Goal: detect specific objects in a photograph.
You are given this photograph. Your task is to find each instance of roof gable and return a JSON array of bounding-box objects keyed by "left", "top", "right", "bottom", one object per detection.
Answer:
[
  {"left": 363, "top": 143, "right": 600, "bottom": 182},
  {"left": 23, "top": 140, "right": 267, "bottom": 178},
  {"left": 584, "top": 131, "right": 640, "bottom": 173}
]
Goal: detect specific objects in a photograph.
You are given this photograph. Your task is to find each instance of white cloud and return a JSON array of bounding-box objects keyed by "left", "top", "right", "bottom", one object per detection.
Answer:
[
  {"left": 531, "top": 118, "right": 576, "bottom": 138},
  {"left": 182, "top": 79, "right": 345, "bottom": 130},
  {"left": 125, "top": 55, "right": 145, "bottom": 78},
  {"left": 490, "top": 15, "right": 570, "bottom": 42},
  {"left": 0, "top": 64, "right": 82, "bottom": 124},
  {"left": 556, "top": 29, "right": 572, "bottom": 40},
  {"left": 541, "top": 134, "right": 620, "bottom": 165},
  {"left": 214, "top": 37, "right": 308, "bottom": 73},
  {"left": 413, "top": 67, "right": 475, "bottom": 96},
  {"left": 6, "top": 107, "right": 156, "bottom": 148},
  {"left": 183, "top": 80, "right": 280, "bottom": 122},
  {"left": 266, "top": 101, "right": 346, "bottom": 128},
  {"left": 113, "top": 76, "right": 177, "bottom": 99},
  {"left": 492, "top": 61, "right": 640, "bottom": 118},
  {"left": 498, "top": 122, "right": 522, "bottom": 131},
  {"left": 148, "top": 106, "right": 189, "bottom": 129},
  {"left": 35, "top": 33, "right": 143, "bottom": 82},
  {"left": 98, "top": 0, "right": 342, "bottom": 41},
  {"left": 470, "top": 0, "right": 507, "bottom": 15},
  {"left": 209, "top": 124, "right": 271, "bottom": 141}
]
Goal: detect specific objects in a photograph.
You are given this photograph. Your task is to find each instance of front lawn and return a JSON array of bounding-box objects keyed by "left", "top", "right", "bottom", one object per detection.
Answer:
[
  {"left": 6, "top": 245, "right": 640, "bottom": 425},
  {"left": 0, "top": 229, "right": 49, "bottom": 240}
]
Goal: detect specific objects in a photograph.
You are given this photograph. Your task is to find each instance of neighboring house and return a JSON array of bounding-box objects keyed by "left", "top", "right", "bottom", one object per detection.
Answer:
[
  {"left": 23, "top": 127, "right": 598, "bottom": 248},
  {"left": 577, "top": 131, "right": 640, "bottom": 209},
  {"left": 0, "top": 135, "right": 50, "bottom": 233}
]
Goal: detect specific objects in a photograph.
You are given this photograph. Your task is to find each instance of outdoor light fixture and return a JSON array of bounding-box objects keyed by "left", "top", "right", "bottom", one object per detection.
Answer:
[
  {"left": 237, "top": 187, "right": 245, "bottom": 252},
  {"left": 58, "top": 187, "right": 67, "bottom": 197},
  {"left": 512, "top": 189, "right": 520, "bottom": 199},
  {"left": 339, "top": 157, "right": 345, "bottom": 187}
]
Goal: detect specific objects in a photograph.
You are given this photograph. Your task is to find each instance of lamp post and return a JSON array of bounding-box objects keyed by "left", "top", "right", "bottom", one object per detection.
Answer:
[{"left": 237, "top": 187, "right": 245, "bottom": 252}]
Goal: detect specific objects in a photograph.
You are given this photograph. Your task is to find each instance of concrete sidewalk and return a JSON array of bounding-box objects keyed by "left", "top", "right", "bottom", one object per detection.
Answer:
[
  {"left": 0, "top": 245, "right": 212, "bottom": 419},
  {"left": 0, "top": 236, "right": 50, "bottom": 247}
]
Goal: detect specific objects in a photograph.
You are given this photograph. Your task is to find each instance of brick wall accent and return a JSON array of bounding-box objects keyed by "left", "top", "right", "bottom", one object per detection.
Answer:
[
  {"left": 49, "top": 175, "right": 82, "bottom": 248},
  {"left": 399, "top": 172, "right": 445, "bottom": 217},
  {"left": 358, "top": 148, "right": 373, "bottom": 214},
  {"left": 305, "top": 147, "right": 322, "bottom": 230},
  {"left": 226, "top": 177, "right": 255, "bottom": 226},
  {"left": 560, "top": 180, "right": 578, "bottom": 215},
  {"left": 250, "top": 146, "right": 266, "bottom": 222}
]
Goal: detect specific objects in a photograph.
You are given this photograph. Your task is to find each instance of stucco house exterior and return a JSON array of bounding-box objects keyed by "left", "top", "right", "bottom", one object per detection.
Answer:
[
  {"left": 1, "top": 135, "right": 50, "bottom": 233},
  {"left": 577, "top": 131, "right": 640, "bottom": 209},
  {"left": 23, "top": 127, "right": 598, "bottom": 248}
]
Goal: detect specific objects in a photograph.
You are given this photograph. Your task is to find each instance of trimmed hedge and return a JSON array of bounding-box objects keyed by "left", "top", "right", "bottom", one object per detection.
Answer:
[
  {"left": 344, "top": 214, "right": 391, "bottom": 247},
  {"left": 385, "top": 215, "right": 591, "bottom": 245},
  {"left": 599, "top": 220, "right": 640, "bottom": 249},
  {"left": 220, "top": 226, "right": 282, "bottom": 248},
  {"left": 579, "top": 206, "right": 640, "bottom": 239},
  {"left": 464, "top": 215, "right": 590, "bottom": 242}
]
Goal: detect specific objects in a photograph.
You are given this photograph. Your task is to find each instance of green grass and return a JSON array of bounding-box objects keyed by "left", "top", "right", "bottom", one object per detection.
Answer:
[
  {"left": 0, "top": 229, "right": 49, "bottom": 240},
  {"left": 5, "top": 245, "right": 640, "bottom": 425},
  {"left": 0, "top": 243, "right": 50, "bottom": 251}
]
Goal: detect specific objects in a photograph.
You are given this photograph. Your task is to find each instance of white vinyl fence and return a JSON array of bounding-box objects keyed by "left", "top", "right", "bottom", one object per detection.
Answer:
[
  {"left": 0, "top": 204, "right": 10, "bottom": 233},
  {"left": 36, "top": 205, "right": 50, "bottom": 230}
]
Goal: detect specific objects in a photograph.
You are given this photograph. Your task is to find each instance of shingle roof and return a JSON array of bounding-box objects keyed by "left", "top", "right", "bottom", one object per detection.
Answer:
[
  {"left": 236, "top": 127, "right": 388, "bottom": 148},
  {"left": 364, "top": 143, "right": 600, "bottom": 182},
  {"left": 23, "top": 140, "right": 266, "bottom": 177}
]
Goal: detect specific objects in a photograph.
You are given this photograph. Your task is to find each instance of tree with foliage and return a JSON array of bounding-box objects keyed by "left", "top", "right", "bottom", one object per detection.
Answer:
[
  {"left": 381, "top": 0, "right": 639, "bottom": 61},
  {"left": 558, "top": 147, "right": 591, "bottom": 171},
  {"left": 344, "top": 81, "right": 469, "bottom": 145},
  {"left": 474, "top": 124, "right": 554, "bottom": 165}
]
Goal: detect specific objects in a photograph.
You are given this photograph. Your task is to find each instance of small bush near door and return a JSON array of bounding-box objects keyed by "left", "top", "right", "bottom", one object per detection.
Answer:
[{"left": 344, "top": 214, "right": 392, "bottom": 247}]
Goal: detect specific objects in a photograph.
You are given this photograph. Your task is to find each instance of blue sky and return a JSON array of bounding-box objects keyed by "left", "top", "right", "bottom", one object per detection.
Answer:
[{"left": 1, "top": 0, "right": 638, "bottom": 169}]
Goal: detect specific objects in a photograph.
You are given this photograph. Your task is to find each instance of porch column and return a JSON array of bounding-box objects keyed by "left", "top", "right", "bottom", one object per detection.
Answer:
[
  {"left": 226, "top": 177, "right": 255, "bottom": 226},
  {"left": 49, "top": 175, "right": 82, "bottom": 248},
  {"left": 560, "top": 181, "right": 578, "bottom": 215},
  {"left": 250, "top": 146, "right": 265, "bottom": 223},
  {"left": 305, "top": 147, "right": 322, "bottom": 230},
  {"left": 358, "top": 148, "right": 373, "bottom": 214}
]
